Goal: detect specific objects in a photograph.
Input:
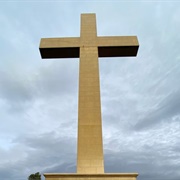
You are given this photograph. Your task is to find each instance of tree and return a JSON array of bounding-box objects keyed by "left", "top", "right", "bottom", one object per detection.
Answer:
[{"left": 28, "top": 172, "right": 41, "bottom": 180}]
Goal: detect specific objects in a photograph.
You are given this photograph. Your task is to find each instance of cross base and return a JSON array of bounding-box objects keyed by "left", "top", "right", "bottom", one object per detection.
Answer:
[{"left": 44, "top": 173, "right": 138, "bottom": 180}]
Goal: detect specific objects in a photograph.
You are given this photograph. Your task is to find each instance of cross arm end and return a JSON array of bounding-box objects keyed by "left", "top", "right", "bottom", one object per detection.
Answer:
[
  {"left": 98, "top": 36, "right": 139, "bottom": 57},
  {"left": 39, "top": 37, "right": 80, "bottom": 59}
]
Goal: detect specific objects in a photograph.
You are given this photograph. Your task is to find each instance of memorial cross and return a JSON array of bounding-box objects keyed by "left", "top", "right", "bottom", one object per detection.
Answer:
[{"left": 39, "top": 13, "right": 139, "bottom": 174}]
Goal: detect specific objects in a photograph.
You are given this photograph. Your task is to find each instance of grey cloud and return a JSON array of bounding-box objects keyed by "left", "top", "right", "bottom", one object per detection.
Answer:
[
  {"left": 133, "top": 90, "right": 180, "bottom": 131},
  {"left": 104, "top": 146, "right": 180, "bottom": 180},
  {"left": 0, "top": 70, "right": 34, "bottom": 103},
  {"left": 43, "top": 162, "right": 76, "bottom": 174},
  {"left": 0, "top": 132, "right": 77, "bottom": 180},
  {"left": 0, "top": 167, "right": 16, "bottom": 180},
  {"left": 35, "top": 61, "right": 79, "bottom": 98},
  {"left": 0, "top": 60, "right": 79, "bottom": 113},
  {"left": 0, "top": 70, "right": 35, "bottom": 113}
]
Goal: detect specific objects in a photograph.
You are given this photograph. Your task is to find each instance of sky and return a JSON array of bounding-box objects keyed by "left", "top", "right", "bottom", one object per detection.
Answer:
[{"left": 0, "top": 1, "right": 180, "bottom": 180}]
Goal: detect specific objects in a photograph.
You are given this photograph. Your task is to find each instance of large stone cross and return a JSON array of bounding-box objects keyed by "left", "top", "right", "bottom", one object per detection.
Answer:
[{"left": 39, "top": 13, "right": 139, "bottom": 174}]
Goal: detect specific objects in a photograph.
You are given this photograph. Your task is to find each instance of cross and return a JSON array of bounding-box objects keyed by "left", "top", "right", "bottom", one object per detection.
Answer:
[{"left": 39, "top": 13, "right": 139, "bottom": 174}]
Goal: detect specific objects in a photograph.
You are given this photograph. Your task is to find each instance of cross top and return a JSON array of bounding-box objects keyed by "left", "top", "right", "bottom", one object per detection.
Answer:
[
  {"left": 39, "top": 13, "right": 139, "bottom": 174},
  {"left": 40, "top": 13, "right": 138, "bottom": 59}
]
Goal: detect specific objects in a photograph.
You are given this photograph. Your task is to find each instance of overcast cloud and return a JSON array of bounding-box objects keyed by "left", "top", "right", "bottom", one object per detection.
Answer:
[{"left": 0, "top": 1, "right": 180, "bottom": 180}]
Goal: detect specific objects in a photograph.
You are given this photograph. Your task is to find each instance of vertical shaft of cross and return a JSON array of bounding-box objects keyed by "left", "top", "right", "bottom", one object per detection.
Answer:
[{"left": 77, "top": 14, "right": 104, "bottom": 174}]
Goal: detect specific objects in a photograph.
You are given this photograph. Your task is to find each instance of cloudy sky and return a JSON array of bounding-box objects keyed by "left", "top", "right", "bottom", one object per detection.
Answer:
[{"left": 0, "top": 1, "right": 180, "bottom": 180}]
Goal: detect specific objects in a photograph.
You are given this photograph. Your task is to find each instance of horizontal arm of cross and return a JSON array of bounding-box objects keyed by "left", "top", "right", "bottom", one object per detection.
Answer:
[{"left": 39, "top": 36, "right": 139, "bottom": 59}]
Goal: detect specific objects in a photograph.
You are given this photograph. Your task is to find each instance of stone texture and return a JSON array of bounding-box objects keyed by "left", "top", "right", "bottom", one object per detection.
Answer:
[
  {"left": 39, "top": 13, "right": 139, "bottom": 179},
  {"left": 77, "top": 14, "right": 103, "bottom": 174},
  {"left": 44, "top": 173, "right": 138, "bottom": 180}
]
